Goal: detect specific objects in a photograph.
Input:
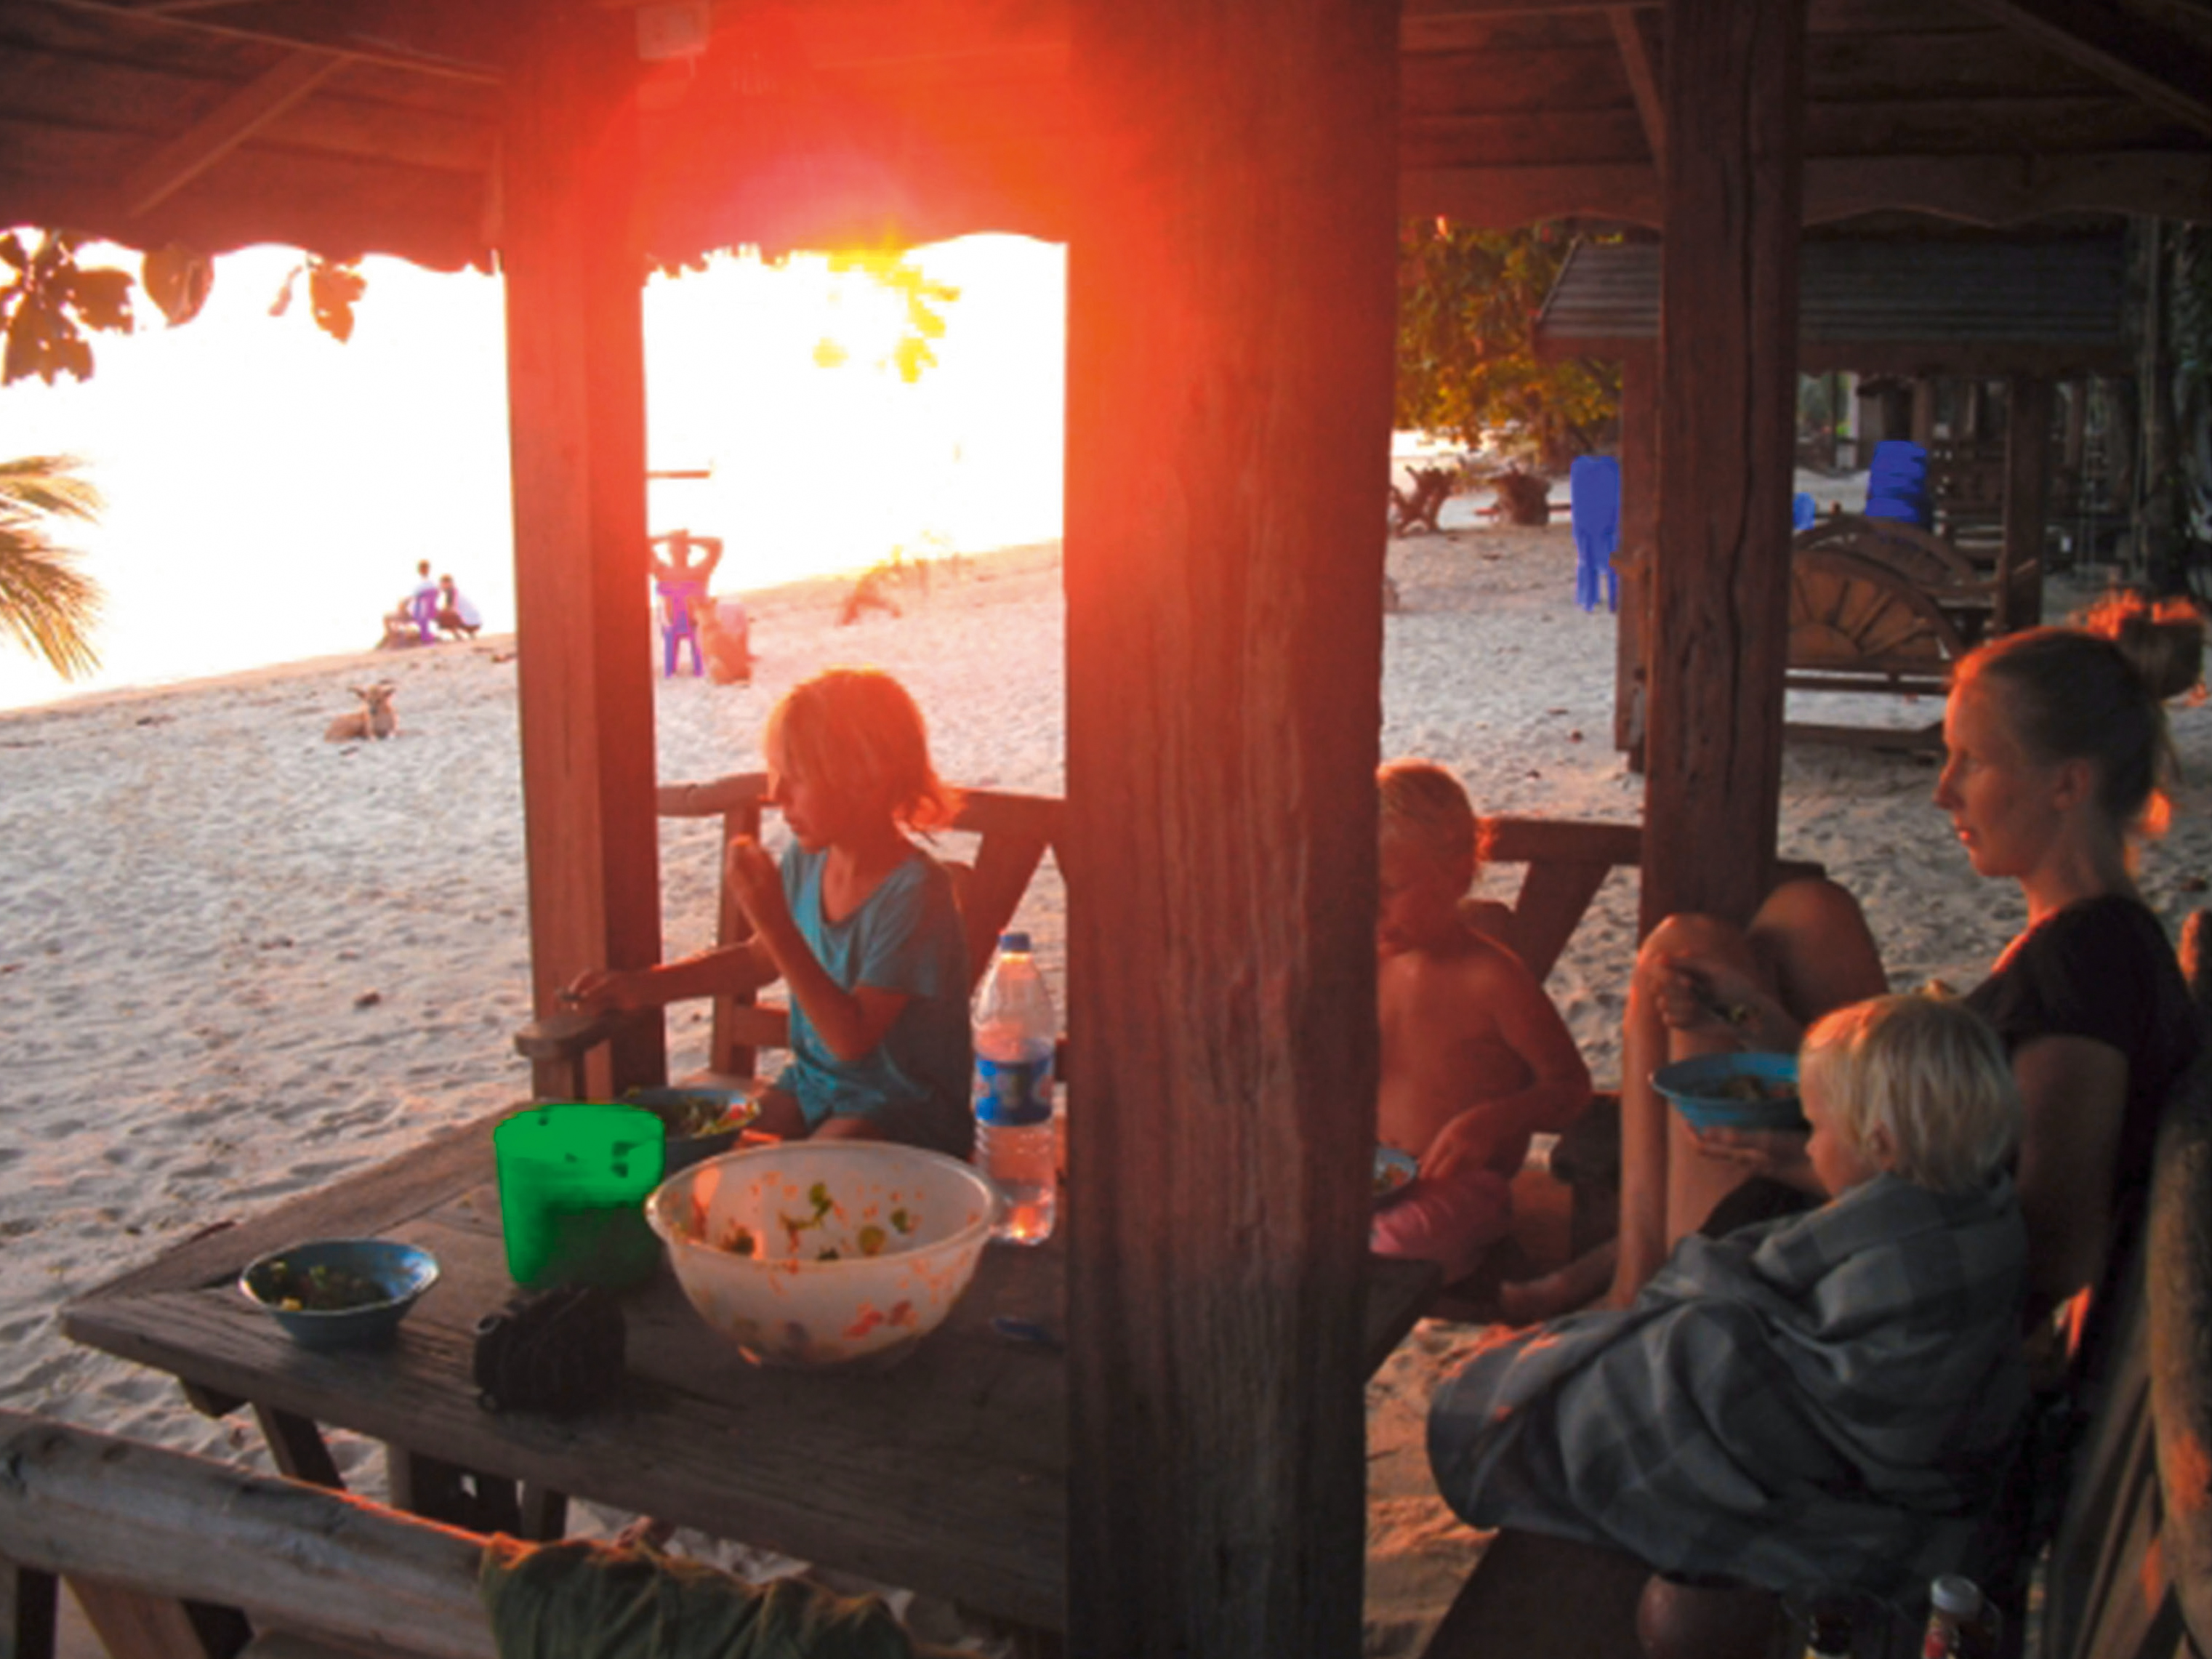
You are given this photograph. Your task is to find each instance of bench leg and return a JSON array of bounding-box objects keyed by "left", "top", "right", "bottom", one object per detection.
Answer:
[
  {"left": 4, "top": 1560, "right": 59, "bottom": 1659},
  {"left": 387, "top": 1447, "right": 523, "bottom": 1536},
  {"left": 65, "top": 1579, "right": 249, "bottom": 1659}
]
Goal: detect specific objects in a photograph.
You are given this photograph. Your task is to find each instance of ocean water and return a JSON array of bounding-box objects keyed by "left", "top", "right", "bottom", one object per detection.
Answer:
[{"left": 0, "top": 236, "right": 1067, "bottom": 713}]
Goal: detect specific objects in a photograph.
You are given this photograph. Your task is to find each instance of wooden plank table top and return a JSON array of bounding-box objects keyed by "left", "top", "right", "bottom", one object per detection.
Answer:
[{"left": 61, "top": 1109, "right": 1440, "bottom": 1634}]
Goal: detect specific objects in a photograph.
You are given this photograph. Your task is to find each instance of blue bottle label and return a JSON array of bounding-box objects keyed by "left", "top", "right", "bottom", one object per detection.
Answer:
[{"left": 975, "top": 1049, "right": 1053, "bottom": 1127}]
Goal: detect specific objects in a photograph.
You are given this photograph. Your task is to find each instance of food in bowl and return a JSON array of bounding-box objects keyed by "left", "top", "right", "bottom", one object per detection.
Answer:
[
  {"left": 646, "top": 1142, "right": 997, "bottom": 1369},
  {"left": 1650, "top": 1052, "right": 1807, "bottom": 1133},
  {"left": 621, "top": 1085, "right": 761, "bottom": 1173},
  {"left": 1373, "top": 1146, "right": 1418, "bottom": 1206},
  {"left": 239, "top": 1238, "right": 440, "bottom": 1350}
]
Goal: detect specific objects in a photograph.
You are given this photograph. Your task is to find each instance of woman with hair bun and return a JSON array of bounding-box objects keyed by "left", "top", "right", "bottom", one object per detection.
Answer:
[{"left": 1505, "top": 610, "right": 2203, "bottom": 1345}]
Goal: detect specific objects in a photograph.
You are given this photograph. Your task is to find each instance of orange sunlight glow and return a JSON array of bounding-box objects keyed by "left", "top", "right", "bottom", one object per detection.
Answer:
[{"left": 0, "top": 234, "right": 1066, "bottom": 713}]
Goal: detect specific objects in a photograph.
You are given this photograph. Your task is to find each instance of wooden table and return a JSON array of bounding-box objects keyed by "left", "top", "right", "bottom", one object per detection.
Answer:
[{"left": 62, "top": 1110, "right": 1441, "bottom": 1634}]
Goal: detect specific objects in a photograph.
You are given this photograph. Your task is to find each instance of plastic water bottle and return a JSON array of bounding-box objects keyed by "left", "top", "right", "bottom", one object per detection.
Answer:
[
  {"left": 972, "top": 931, "right": 1057, "bottom": 1245},
  {"left": 1921, "top": 1575, "right": 1995, "bottom": 1658}
]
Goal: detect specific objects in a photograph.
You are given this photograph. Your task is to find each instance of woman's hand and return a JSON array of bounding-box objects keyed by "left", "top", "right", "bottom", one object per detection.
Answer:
[
  {"left": 1691, "top": 1124, "right": 1819, "bottom": 1191},
  {"left": 1646, "top": 952, "right": 1764, "bottom": 1037}
]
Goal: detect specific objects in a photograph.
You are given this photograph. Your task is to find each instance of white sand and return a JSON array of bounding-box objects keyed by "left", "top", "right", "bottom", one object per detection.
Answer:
[{"left": 3, "top": 488, "right": 2206, "bottom": 1653}]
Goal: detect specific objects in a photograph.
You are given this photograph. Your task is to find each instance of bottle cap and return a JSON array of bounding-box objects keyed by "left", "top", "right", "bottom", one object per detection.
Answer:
[
  {"left": 1000, "top": 931, "right": 1031, "bottom": 952},
  {"left": 1930, "top": 1575, "right": 1982, "bottom": 1617}
]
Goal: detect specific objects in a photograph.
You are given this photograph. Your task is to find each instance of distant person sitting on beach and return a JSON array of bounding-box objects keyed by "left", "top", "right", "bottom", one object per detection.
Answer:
[
  {"left": 409, "top": 560, "right": 439, "bottom": 640},
  {"left": 435, "top": 574, "right": 482, "bottom": 639},
  {"left": 697, "top": 596, "right": 752, "bottom": 685},
  {"left": 563, "top": 669, "right": 973, "bottom": 1157},
  {"left": 1429, "top": 993, "right": 2032, "bottom": 1611},
  {"left": 1370, "top": 760, "right": 1591, "bottom": 1285}
]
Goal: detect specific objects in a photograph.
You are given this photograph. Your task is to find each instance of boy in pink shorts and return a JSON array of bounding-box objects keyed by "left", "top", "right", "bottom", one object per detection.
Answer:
[{"left": 1372, "top": 761, "right": 1593, "bottom": 1284}]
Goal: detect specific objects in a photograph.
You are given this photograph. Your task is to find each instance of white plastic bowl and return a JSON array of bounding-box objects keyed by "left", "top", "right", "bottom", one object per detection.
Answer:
[{"left": 645, "top": 1141, "right": 997, "bottom": 1368}]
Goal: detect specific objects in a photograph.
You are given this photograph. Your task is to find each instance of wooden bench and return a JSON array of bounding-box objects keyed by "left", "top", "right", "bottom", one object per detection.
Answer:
[
  {"left": 1418, "top": 911, "right": 2212, "bottom": 1659},
  {"left": 0, "top": 1407, "right": 965, "bottom": 1659}
]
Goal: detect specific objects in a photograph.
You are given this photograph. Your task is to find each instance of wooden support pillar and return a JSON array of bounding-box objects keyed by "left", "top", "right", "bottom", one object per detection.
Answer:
[
  {"left": 501, "top": 3, "right": 664, "bottom": 1098},
  {"left": 1910, "top": 376, "right": 1936, "bottom": 447},
  {"left": 1063, "top": 0, "right": 1398, "bottom": 1652},
  {"left": 1641, "top": 0, "right": 1805, "bottom": 934},
  {"left": 1614, "top": 350, "right": 1657, "bottom": 768},
  {"left": 2000, "top": 374, "right": 2053, "bottom": 632}
]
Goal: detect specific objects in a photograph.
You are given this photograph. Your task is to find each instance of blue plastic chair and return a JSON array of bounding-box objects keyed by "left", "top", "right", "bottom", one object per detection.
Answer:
[
  {"left": 1793, "top": 491, "right": 1818, "bottom": 531},
  {"left": 1864, "top": 440, "right": 1931, "bottom": 527},
  {"left": 1569, "top": 455, "right": 1621, "bottom": 613},
  {"left": 658, "top": 579, "right": 704, "bottom": 678}
]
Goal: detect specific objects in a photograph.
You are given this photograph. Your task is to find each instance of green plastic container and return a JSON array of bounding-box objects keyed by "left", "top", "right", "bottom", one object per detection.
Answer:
[{"left": 494, "top": 1104, "right": 667, "bottom": 1290}]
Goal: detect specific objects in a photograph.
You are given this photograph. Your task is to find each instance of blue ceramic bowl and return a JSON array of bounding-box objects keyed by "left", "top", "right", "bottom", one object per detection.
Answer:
[
  {"left": 622, "top": 1086, "right": 760, "bottom": 1173},
  {"left": 1374, "top": 1146, "right": 1418, "bottom": 1208},
  {"left": 238, "top": 1238, "right": 440, "bottom": 1350},
  {"left": 1651, "top": 1052, "right": 1808, "bottom": 1133}
]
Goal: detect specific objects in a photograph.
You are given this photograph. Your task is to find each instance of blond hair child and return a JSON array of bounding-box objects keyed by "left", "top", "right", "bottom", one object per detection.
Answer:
[
  {"left": 567, "top": 668, "right": 973, "bottom": 1156},
  {"left": 1371, "top": 760, "right": 1591, "bottom": 1284},
  {"left": 1798, "top": 992, "right": 2020, "bottom": 1199},
  {"left": 1430, "top": 992, "right": 2030, "bottom": 1606}
]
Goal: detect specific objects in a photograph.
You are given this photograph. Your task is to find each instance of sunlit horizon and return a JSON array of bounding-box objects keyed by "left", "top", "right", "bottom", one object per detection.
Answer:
[{"left": 0, "top": 233, "right": 1069, "bottom": 714}]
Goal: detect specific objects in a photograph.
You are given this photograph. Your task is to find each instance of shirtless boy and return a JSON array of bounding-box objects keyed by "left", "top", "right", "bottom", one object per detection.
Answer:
[{"left": 1371, "top": 760, "right": 1593, "bottom": 1284}]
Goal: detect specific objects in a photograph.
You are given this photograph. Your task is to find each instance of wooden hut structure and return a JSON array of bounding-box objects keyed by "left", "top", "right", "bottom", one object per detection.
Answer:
[
  {"left": 1533, "top": 232, "right": 2139, "bottom": 755},
  {"left": 2, "top": 3, "right": 2208, "bottom": 1655}
]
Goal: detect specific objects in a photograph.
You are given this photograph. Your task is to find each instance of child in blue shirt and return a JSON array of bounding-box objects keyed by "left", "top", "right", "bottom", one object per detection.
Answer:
[{"left": 567, "top": 668, "right": 972, "bottom": 1157}]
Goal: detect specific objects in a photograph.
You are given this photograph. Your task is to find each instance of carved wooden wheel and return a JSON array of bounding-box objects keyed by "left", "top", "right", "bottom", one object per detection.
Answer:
[{"left": 1789, "top": 549, "right": 1966, "bottom": 673}]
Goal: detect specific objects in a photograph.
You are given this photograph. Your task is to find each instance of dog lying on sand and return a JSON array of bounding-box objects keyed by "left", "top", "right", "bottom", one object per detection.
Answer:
[{"left": 324, "top": 683, "right": 397, "bottom": 742}]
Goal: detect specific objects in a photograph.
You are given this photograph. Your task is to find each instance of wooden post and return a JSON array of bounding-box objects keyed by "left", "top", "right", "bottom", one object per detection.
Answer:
[
  {"left": 1641, "top": 0, "right": 1805, "bottom": 933},
  {"left": 1614, "top": 350, "right": 1657, "bottom": 768},
  {"left": 1910, "top": 376, "right": 1936, "bottom": 447},
  {"left": 2000, "top": 374, "right": 2053, "bottom": 632},
  {"left": 502, "top": 2, "right": 664, "bottom": 1098},
  {"left": 1063, "top": 0, "right": 1398, "bottom": 1651}
]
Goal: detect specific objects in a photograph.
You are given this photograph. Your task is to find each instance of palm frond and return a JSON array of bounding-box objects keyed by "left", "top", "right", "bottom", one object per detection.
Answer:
[
  {"left": 0, "top": 453, "right": 103, "bottom": 523},
  {"left": 0, "top": 454, "right": 104, "bottom": 679}
]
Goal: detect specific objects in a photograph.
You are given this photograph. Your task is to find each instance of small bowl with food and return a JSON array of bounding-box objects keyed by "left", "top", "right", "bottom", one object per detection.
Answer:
[
  {"left": 621, "top": 1085, "right": 762, "bottom": 1173},
  {"left": 238, "top": 1238, "right": 440, "bottom": 1350},
  {"left": 1373, "top": 1146, "right": 1418, "bottom": 1208},
  {"left": 1651, "top": 1051, "right": 1806, "bottom": 1133}
]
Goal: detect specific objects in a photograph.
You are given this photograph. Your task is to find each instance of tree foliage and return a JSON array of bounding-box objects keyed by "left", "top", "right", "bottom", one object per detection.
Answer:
[
  {"left": 0, "top": 231, "right": 134, "bottom": 386},
  {"left": 0, "top": 454, "right": 105, "bottom": 679},
  {"left": 824, "top": 246, "right": 958, "bottom": 382},
  {"left": 0, "top": 230, "right": 365, "bottom": 385},
  {"left": 1395, "top": 220, "right": 1619, "bottom": 468},
  {"left": 269, "top": 254, "right": 369, "bottom": 343}
]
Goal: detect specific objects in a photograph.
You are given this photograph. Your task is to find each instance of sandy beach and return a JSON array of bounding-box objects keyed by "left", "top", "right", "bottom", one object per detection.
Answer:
[{"left": 3, "top": 488, "right": 2206, "bottom": 1654}]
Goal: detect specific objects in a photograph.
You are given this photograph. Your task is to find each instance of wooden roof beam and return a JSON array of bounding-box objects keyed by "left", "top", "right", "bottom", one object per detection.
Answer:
[
  {"left": 1405, "top": 150, "right": 2212, "bottom": 228},
  {"left": 1950, "top": 0, "right": 2212, "bottom": 136},
  {"left": 1608, "top": 6, "right": 1665, "bottom": 175},
  {"left": 38, "top": 0, "right": 501, "bottom": 84},
  {"left": 1405, "top": 0, "right": 1654, "bottom": 15},
  {"left": 121, "top": 47, "right": 347, "bottom": 218}
]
